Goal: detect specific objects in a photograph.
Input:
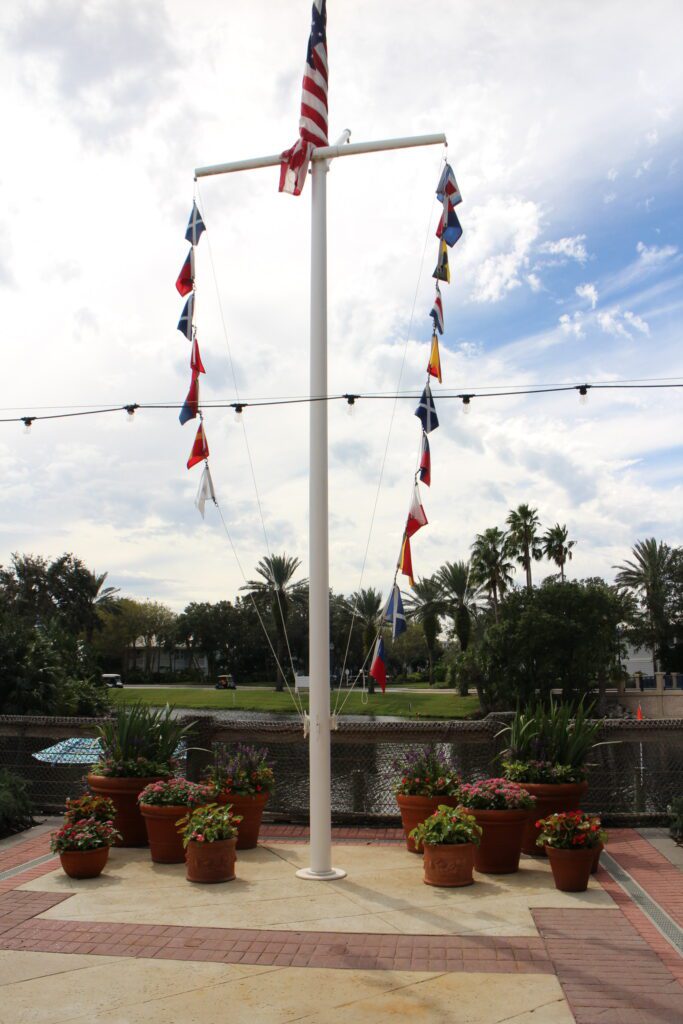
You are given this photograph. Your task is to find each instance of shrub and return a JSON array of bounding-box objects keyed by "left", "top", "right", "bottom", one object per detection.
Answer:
[
  {"left": 536, "top": 811, "right": 606, "bottom": 851},
  {"left": 0, "top": 770, "right": 33, "bottom": 837},
  {"left": 65, "top": 795, "right": 116, "bottom": 824},
  {"left": 205, "top": 744, "right": 274, "bottom": 796},
  {"left": 498, "top": 698, "right": 606, "bottom": 782},
  {"left": 410, "top": 806, "right": 482, "bottom": 847},
  {"left": 502, "top": 760, "right": 586, "bottom": 784},
  {"left": 93, "top": 702, "right": 195, "bottom": 777},
  {"left": 50, "top": 817, "right": 121, "bottom": 852},
  {"left": 177, "top": 803, "right": 242, "bottom": 847},
  {"left": 138, "top": 778, "right": 213, "bottom": 808},
  {"left": 393, "top": 746, "right": 459, "bottom": 797},
  {"left": 457, "top": 778, "right": 536, "bottom": 811},
  {"left": 668, "top": 796, "right": 683, "bottom": 844}
]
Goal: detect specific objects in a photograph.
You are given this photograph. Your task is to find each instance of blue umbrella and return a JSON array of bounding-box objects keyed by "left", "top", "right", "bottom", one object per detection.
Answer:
[{"left": 33, "top": 738, "right": 102, "bottom": 765}]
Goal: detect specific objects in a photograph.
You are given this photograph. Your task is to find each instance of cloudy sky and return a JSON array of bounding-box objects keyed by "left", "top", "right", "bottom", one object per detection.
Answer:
[{"left": 2, "top": 0, "right": 682, "bottom": 609}]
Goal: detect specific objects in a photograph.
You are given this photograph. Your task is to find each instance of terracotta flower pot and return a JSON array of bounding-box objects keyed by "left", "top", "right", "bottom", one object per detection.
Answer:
[
  {"left": 186, "top": 837, "right": 237, "bottom": 883},
  {"left": 139, "top": 804, "right": 189, "bottom": 863},
  {"left": 423, "top": 842, "right": 476, "bottom": 887},
  {"left": 470, "top": 808, "right": 530, "bottom": 874},
  {"left": 396, "top": 794, "right": 459, "bottom": 854},
  {"left": 59, "top": 846, "right": 110, "bottom": 879},
  {"left": 590, "top": 841, "right": 604, "bottom": 875},
  {"left": 216, "top": 792, "right": 269, "bottom": 849},
  {"left": 87, "top": 774, "right": 166, "bottom": 847},
  {"left": 520, "top": 781, "right": 588, "bottom": 856},
  {"left": 545, "top": 845, "right": 595, "bottom": 892}
]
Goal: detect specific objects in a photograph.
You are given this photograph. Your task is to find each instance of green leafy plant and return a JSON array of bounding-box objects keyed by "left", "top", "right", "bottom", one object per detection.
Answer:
[
  {"left": 409, "top": 805, "right": 482, "bottom": 847},
  {"left": 457, "top": 778, "right": 536, "bottom": 811},
  {"left": 536, "top": 811, "right": 606, "bottom": 851},
  {"left": 65, "top": 794, "right": 116, "bottom": 824},
  {"left": 393, "top": 746, "right": 459, "bottom": 797},
  {"left": 93, "top": 702, "right": 195, "bottom": 777},
  {"left": 668, "top": 796, "right": 683, "bottom": 845},
  {"left": 177, "top": 803, "right": 242, "bottom": 847},
  {"left": 50, "top": 817, "right": 121, "bottom": 852},
  {"left": 138, "top": 778, "right": 213, "bottom": 808},
  {"left": 502, "top": 760, "right": 584, "bottom": 784},
  {"left": 0, "top": 769, "right": 33, "bottom": 837},
  {"left": 498, "top": 698, "right": 608, "bottom": 783},
  {"left": 205, "top": 744, "right": 274, "bottom": 796}
]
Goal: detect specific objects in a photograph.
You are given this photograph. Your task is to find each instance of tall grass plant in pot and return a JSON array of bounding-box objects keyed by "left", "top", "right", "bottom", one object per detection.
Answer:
[
  {"left": 393, "top": 746, "right": 460, "bottom": 853},
  {"left": 87, "top": 703, "right": 195, "bottom": 846}
]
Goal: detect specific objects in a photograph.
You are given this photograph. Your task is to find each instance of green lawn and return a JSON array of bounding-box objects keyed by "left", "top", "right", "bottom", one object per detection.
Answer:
[{"left": 111, "top": 687, "right": 480, "bottom": 719}]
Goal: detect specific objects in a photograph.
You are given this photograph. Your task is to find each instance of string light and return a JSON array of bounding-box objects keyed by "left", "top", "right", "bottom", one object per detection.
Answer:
[
  {"left": 124, "top": 403, "right": 138, "bottom": 422},
  {"left": 22, "top": 417, "right": 34, "bottom": 435},
  {"left": 577, "top": 384, "right": 590, "bottom": 405},
  {"left": 462, "top": 395, "right": 472, "bottom": 415},
  {"left": 344, "top": 393, "right": 359, "bottom": 416},
  {"left": 233, "top": 403, "right": 244, "bottom": 423}
]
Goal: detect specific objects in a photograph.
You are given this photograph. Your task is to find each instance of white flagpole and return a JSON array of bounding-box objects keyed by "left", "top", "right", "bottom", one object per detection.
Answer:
[{"left": 194, "top": 130, "right": 446, "bottom": 880}]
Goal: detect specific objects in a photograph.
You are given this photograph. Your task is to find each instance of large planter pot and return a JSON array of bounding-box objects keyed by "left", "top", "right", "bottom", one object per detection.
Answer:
[
  {"left": 216, "top": 792, "right": 269, "bottom": 850},
  {"left": 470, "top": 808, "right": 530, "bottom": 874},
  {"left": 545, "top": 845, "right": 595, "bottom": 892},
  {"left": 423, "top": 842, "right": 476, "bottom": 887},
  {"left": 59, "top": 846, "right": 109, "bottom": 879},
  {"left": 87, "top": 774, "right": 166, "bottom": 847},
  {"left": 139, "top": 804, "right": 189, "bottom": 863},
  {"left": 186, "top": 838, "right": 237, "bottom": 883},
  {"left": 396, "top": 794, "right": 459, "bottom": 854},
  {"left": 590, "top": 841, "right": 604, "bottom": 875},
  {"left": 520, "top": 781, "right": 588, "bottom": 856}
]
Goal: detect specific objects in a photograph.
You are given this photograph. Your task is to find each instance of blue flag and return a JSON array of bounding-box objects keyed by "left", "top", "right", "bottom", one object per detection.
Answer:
[
  {"left": 384, "top": 584, "right": 407, "bottom": 640},
  {"left": 185, "top": 202, "right": 206, "bottom": 245},
  {"left": 177, "top": 293, "right": 194, "bottom": 339},
  {"left": 415, "top": 381, "right": 439, "bottom": 433}
]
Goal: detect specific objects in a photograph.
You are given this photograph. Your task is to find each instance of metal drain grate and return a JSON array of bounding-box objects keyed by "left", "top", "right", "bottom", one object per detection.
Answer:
[
  {"left": 601, "top": 851, "right": 683, "bottom": 955},
  {"left": 0, "top": 852, "right": 56, "bottom": 882}
]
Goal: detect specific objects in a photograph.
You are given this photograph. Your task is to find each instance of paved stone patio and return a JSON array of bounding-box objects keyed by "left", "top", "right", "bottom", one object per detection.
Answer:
[{"left": 0, "top": 825, "right": 680, "bottom": 1023}]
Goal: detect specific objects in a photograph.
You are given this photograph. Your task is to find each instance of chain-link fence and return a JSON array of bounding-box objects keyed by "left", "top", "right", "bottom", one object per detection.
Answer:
[{"left": 1, "top": 714, "right": 681, "bottom": 825}]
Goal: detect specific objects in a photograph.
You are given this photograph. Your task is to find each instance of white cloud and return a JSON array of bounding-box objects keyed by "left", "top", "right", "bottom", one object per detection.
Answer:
[
  {"left": 575, "top": 283, "right": 598, "bottom": 309},
  {"left": 607, "top": 168, "right": 619, "bottom": 181},
  {"left": 635, "top": 158, "right": 653, "bottom": 178},
  {"left": 636, "top": 241, "right": 679, "bottom": 265},
  {"left": 527, "top": 272, "right": 542, "bottom": 292},
  {"left": 538, "top": 235, "right": 589, "bottom": 264},
  {"left": 646, "top": 129, "right": 659, "bottom": 146},
  {"left": 603, "top": 191, "right": 617, "bottom": 204},
  {"left": 597, "top": 308, "right": 650, "bottom": 338},
  {"left": 461, "top": 196, "right": 541, "bottom": 303},
  {"left": 559, "top": 312, "right": 585, "bottom": 338},
  {"left": 623, "top": 310, "right": 650, "bottom": 335}
]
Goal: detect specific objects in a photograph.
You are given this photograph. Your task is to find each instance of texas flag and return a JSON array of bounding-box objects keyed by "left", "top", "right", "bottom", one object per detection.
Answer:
[
  {"left": 176, "top": 248, "right": 194, "bottom": 296},
  {"left": 427, "top": 333, "right": 442, "bottom": 383},
  {"left": 369, "top": 635, "right": 387, "bottom": 692},
  {"left": 419, "top": 433, "right": 431, "bottom": 487},
  {"left": 398, "top": 534, "right": 414, "bottom": 586},
  {"left": 187, "top": 421, "right": 209, "bottom": 469},
  {"left": 406, "top": 484, "right": 428, "bottom": 538}
]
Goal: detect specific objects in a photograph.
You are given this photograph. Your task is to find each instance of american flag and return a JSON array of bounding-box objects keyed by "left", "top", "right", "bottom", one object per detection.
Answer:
[{"left": 279, "top": 0, "right": 328, "bottom": 196}]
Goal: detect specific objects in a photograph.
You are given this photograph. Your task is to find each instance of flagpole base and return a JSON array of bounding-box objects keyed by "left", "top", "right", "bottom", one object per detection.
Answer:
[{"left": 296, "top": 867, "right": 347, "bottom": 882}]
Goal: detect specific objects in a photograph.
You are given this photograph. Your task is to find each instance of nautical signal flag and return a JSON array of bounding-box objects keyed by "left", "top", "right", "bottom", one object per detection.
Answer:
[
  {"left": 436, "top": 163, "right": 462, "bottom": 207},
  {"left": 433, "top": 238, "right": 450, "bottom": 283},
  {"left": 176, "top": 248, "right": 194, "bottom": 296},
  {"left": 190, "top": 338, "right": 205, "bottom": 375},
  {"left": 187, "top": 421, "right": 209, "bottom": 469},
  {"left": 427, "top": 333, "right": 442, "bottom": 383},
  {"left": 430, "top": 284, "right": 444, "bottom": 335},
  {"left": 419, "top": 432, "right": 431, "bottom": 487},
  {"left": 436, "top": 205, "right": 463, "bottom": 248},
  {"left": 179, "top": 374, "right": 200, "bottom": 425},
  {"left": 415, "top": 381, "right": 439, "bottom": 433},
  {"left": 398, "top": 534, "right": 414, "bottom": 586},
  {"left": 406, "top": 483, "right": 428, "bottom": 538},
  {"left": 195, "top": 463, "right": 216, "bottom": 519},
  {"left": 185, "top": 202, "right": 206, "bottom": 246},
  {"left": 369, "top": 635, "right": 387, "bottom": 692},
  {"left": 177, "top": 293, "right": 194, "bottom": 339},
  {"left": 279, "top": 0, "right": 328, "bottom": 196},
  {"left": 383, "top": 584, "right": 407, "bottom": 640}
]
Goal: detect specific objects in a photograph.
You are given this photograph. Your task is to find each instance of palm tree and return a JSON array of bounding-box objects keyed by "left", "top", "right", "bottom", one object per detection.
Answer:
[
  {"left": 241, "top": 554, "right": 308, "bottom": 691},
  {"left": 506, "top": 504, "right": 543, "bottom": 590},
  {"left": 436, "top": 560, "right": 480, "bottom": 653},
  {"left": 344, "top": 587, "right": 383, "bottom": 693},
  {"left": 470, "top": 528, "right": 515, "bottom": 620},
  {"left": 542, "top": 524, "right": 576, "bottom": 582},
  {"left": 614, "top": 538, "right": 673, "bottom": 673},
  {"left": 404, "top": 576, "right": 444, "bottom": 686}
]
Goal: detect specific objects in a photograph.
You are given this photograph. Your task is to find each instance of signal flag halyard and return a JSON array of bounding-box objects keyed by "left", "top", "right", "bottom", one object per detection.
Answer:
[
  {"left": 430, "top": 284, "right": 444, "bottom": 335},
  {"left": 427, "top": 333, "right": 442, "bottom": 383},
  {"left": 398, "top": 534, "right": 414, "bottom": 586},
  {"left": 419, "top": 432, "right": 431, "bottom": 486},
  {"left": 384, "top": 583, "right": 407, "bottom": 640},
  {"left": 195, "top": 463, "right": 216, "bottom": 519},
  {"left": 179, "top": 374, "right": 200, "bottom": 425},
  {"left": 406, "top": 483, "right": 428, "bottom": 538},
  {"left": 185, "top": 202, "right": 206, "bottom": 246},
  {"left": 175, "top": 249, "right": 194, "bottom": 297},
  {"left": 415, "top": 381, "right": 439, "bottom": 434},
  {"left": 177, "top": 293, "right": 194, "bottom": 339},
  {"left": 369, "top": 635, "right": 387, "bottom": 693},
  {"left": 187, "top": 421, "right": 209, "bottom": 469}
]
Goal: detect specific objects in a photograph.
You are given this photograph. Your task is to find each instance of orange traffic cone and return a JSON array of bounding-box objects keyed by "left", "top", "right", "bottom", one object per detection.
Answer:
[{"left": 636, "top": 704, "right": 643, "bottom": 721}]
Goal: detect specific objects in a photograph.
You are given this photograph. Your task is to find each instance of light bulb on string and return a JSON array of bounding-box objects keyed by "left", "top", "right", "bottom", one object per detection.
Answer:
[
  {"left": 578, "top": 385, "right": 590, "bottom": 406},
  {"left": 344, "top": 394, "right": 358, "bottom": 417},
  {"left": 22, "top": 417, "right": 34, "bottom": 435},
  {"left": 124, "top": 404, "right": 138, "bottom": 423},
  {"left": 233, "top": 404, "right": 244, "bottom": 424},
  {"left": 462, "top": 395, "right": 472, "bottom": 415}
]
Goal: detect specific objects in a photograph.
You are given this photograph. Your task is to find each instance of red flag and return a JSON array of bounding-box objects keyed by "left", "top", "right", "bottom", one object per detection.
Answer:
[
  {"left": 369, "top": 636, "right": 387, "bottom": 693},
  {"left": 179, "top": 373, "right": 200, "bottom": 425},
  {"left": 398, "top": 534, "right": 414, "bottom": 586},
  {"left": 187, "top": 421, "right": 209, "bottom": 469},
  {"left": 427, "top": 334, "right": 442, "bottom": 383},
  {"left": 175, "top": 248, "right": 194, "bottom": 296},
  {"left": 190, "top": 338, "right": 205, "bottom": 375},
  {"left": 419, "top": 433, "right": 431, "bottom": 487},
  {"left": 405, "top": 483, "right": 428, "bottom": 538}
]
